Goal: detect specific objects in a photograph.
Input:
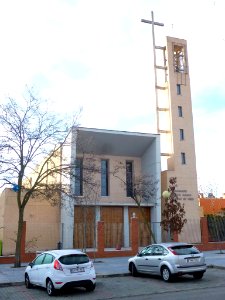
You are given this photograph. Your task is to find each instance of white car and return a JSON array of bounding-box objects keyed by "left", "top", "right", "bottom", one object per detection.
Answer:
[
  {"left": 128, "top": 242, "right": 207, "bottom": 282},
  {"left": 25, "top": 249, "right": 96, "bottom": 296}
]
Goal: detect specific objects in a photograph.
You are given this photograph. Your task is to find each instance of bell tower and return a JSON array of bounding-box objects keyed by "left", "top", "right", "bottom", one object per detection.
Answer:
[{"left": 142, "top": 13, "right": 201, "bottom": 242}]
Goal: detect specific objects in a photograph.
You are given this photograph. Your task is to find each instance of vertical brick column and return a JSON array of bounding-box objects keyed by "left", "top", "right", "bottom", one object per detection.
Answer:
[
  {"left": 131, "top": 217, "right": 139, "bottom": 254},
  {"left": 173, "top": 232, "right": 178, "bottom": 242},
  {"left": 97, "top": 221, "right": 105, "bottom": 255},
  {"left": 200, "top": 217, "right": 209, "bottom": 245}
]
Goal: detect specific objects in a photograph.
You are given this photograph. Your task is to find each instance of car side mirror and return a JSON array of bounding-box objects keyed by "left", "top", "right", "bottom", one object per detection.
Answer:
[
  {"left": 137, "top": 253, "right": 143, "bottom": 257},
  {"left": 28, "top": 262, "right": 34, "bottom": 268}
]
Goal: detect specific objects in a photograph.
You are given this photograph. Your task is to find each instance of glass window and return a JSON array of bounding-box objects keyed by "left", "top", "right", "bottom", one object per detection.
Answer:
[
  {"left": 59, "top": 254, "right": 89, "bottom": 265},
  {"left": 101, "top": 160, "right": 109, "bottom": 196},
  {"left": 176, "top": 84, "right": 181, "bottom": 95},
  {"left": 181, "top": 152, "right": 186, "bottom": 164},
  {"left": 180, "top": 129, "right": 184, "bottom": 140},
  {"left": 42, "top": 254, "right": 54, "bottom": 265},
  {"left": 152, "top": 246, "right": 164, "bottom": 256},
  {"left": 33, "top": 254, "right": 45, "bottom": 265},
  {"left": 178, "top": 106, "right": 183, "bottom": 117},
  {"left": 126, "top": 161, "right": 133, "bottom": 197},
  {"left": 75, "top": 158, "right": 83, "bottom": 196},
  {"left": 140, "top": 246, "right": 154, "bottom": 256},
  {"left": 170, "top": 245, "right": 200, "bottom": 255}
]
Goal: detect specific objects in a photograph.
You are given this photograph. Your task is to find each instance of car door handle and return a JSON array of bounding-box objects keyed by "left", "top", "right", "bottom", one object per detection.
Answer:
[{"left": 158, "top": 258, "right": 161, "bottom": 260}]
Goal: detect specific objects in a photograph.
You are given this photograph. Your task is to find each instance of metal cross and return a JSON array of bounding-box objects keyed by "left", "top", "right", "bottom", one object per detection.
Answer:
[{"left": 141, "top": 11, "right": 164, "bottom": 133}]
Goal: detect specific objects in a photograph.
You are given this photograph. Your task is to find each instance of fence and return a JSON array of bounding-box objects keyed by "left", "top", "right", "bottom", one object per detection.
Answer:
[
  {"left": 207, "top": 215, "right": 225, "bottom": 242},
  {"left": 0, "top": 217, "right": 139, "bottom": 264}
]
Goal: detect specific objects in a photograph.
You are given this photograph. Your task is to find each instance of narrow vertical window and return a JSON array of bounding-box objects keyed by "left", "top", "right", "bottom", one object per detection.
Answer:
[
  {"left": 101, "top": 159, "right": 109, "bottom": 196},
  {"left": 75, "top": 158, "right": 83, "bottom": 196},
  {"left": 176, "top": 84, "right": 181, "bottom": 95},
  {"left": 179, "top": 129, "right": 184, "bottom": 140},
  {"left": 126, "top": 161, "right": 133, "bottom": 197},
  {"left": 181, "top": 152, "right": 186, "bottom": 165},
  {"left": 178, "top": 106, "right": 183, "bottom": 117}
]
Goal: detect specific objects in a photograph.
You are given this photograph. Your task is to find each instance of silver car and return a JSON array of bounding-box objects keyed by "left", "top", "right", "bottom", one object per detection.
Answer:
[{"left": 128, "top": 242, "right": 207, "bottom": 282}]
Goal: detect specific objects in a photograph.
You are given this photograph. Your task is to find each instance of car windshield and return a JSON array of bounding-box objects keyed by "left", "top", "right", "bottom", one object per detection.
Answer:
[
  {"left": 170, "top": 245, "right": 200, "bottom": 255},
  {"left": 59, "top": 254, "right": 89, "bottom": 265}
]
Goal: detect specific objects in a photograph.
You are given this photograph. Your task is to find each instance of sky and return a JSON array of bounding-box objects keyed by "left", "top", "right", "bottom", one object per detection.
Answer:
[{"left": 0, "top": 0, "right": 224, "bottom": 197}]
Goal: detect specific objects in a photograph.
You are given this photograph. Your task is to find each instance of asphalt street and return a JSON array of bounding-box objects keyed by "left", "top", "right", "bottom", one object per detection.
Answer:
[{"left": 0, "top": 268, "right": 225, "bottom": 299}]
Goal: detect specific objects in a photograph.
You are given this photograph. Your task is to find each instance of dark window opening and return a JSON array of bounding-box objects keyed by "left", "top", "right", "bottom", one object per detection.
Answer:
[
  {"left": 75, "top": 158, "right": 83, "bottom": 196},
  {"left": 180, "top": 129, "right": 184, "bottom": 140},
  {"left": 177, "top": 84, "right": 181, "bottom": 95},
  {"left": 181, "top": 152, "right": 186, "bottom": 165},
  {"left": 126, "top": 161, "right": 133, "bottom": 197},
  {"left": 101, "top": 159, "right": 109, "bottom": 196},
  {"left": 178, "top": 106, "right": 183, "bottom": 117}
]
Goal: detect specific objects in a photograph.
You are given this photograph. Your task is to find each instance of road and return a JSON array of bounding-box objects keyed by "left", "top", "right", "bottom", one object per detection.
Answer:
[{"left": 1, "top": 268, "right": 225, "bottom": 300}]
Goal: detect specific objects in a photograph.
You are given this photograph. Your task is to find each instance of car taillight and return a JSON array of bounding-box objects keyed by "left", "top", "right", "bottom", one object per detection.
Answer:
[
  {"left": 53, "top": 260, "right": 63, "bottom": 271},
  {"left": 168, "top": 247, "right": 178, "bottom": 255}
]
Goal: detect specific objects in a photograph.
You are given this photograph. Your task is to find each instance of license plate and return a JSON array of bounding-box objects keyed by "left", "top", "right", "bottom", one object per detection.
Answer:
[
  {"left": 70, "top": 267, "right": 85, "bottom": 273},
  {"left": 187, "top": 258, "right": 196, "bottom": 263}
]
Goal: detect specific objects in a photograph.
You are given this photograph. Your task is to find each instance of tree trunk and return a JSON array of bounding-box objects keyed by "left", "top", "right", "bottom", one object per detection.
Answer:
[{"left": 14, "top": 207, "right": 24, "bottom": 268}]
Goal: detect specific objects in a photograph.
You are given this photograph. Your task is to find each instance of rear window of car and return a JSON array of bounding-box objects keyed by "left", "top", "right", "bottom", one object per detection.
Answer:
[
  {"left": 59, "top": 254, "right": 89, "bottom": 265},
  {"left": 170, "top": 245, "right": 200, "bottom": 255}
]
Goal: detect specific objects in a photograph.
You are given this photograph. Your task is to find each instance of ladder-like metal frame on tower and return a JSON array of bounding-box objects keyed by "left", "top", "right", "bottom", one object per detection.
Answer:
[{"left": 141, "top": 11, "right": 171, "bottom": 157}]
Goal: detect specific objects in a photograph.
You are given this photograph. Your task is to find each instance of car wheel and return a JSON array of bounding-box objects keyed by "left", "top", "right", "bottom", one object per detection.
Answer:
[
  {"left": 161, "top": 266, "right": 172, "bottom": 282},
  {"left": 130, "top": 263, "right": 138, "bottom": 277},
  {"left": 46, "top": 279, "right": 56, "bottom": 296},
  {"left": 86, "top": 283, "right": 96, "bottom": 292},
  {"left": 193, "top": 272, "right": 204, "bottom": 280},
  {"left": 25, "top": 274, "right": 32, "bottom": 289}
]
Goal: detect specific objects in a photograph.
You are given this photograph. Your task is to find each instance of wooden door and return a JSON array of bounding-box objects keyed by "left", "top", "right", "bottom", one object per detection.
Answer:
[
  {"left": 74, "top": 206, "right": 95, "bottom": 249},
  {"left": 101, "top": 207, "right": 123, "bottom": 248}
]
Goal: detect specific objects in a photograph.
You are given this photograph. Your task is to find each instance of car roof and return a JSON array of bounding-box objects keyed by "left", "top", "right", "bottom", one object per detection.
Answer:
[
  {"left": 151, "top": 242, "right": 193, "bottom": 248},
  {"left": 40, "top": 249, "right": 87, "bottom": 256}
]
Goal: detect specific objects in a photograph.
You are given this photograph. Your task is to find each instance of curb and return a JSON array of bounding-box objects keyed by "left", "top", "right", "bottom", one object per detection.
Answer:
[
  {"left": 207, "top": 264, "right": 225, "bottom": 270},
  {"left": 0, "top": 282, "right": 24, "bottom": 288}
]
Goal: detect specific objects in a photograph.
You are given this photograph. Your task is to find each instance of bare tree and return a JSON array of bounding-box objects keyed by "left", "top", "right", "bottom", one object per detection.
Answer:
[
  {"left": 161, "top": 177, "right": 187, "bottom": 240},
  {"left": 0, "top": 91, "right": 80, "bottom": 267}
]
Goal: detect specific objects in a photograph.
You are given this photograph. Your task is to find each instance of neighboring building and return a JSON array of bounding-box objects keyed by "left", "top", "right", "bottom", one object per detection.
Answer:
[
  {"left": 0, "top": 127, "right": 161, "bottom": 255},
  {"left": 0, "top": 188, "right": 60, "bottom": 255},
  {"left": 200, "top": 198, "right": 225, "bottom": 215}
]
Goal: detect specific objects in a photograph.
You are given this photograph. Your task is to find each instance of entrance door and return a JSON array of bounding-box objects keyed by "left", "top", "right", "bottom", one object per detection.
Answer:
[
  {"left": 101, "top": 207, "right": 123, "bottom": 248},
  {"left": 74, "top": 206, "right": 95, "bottom": 249}
]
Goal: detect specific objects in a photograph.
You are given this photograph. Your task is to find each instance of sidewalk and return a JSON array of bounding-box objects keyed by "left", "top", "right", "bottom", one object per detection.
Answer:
[{"left": 0, "top": 251, "right": 225, "bottom": 287}]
